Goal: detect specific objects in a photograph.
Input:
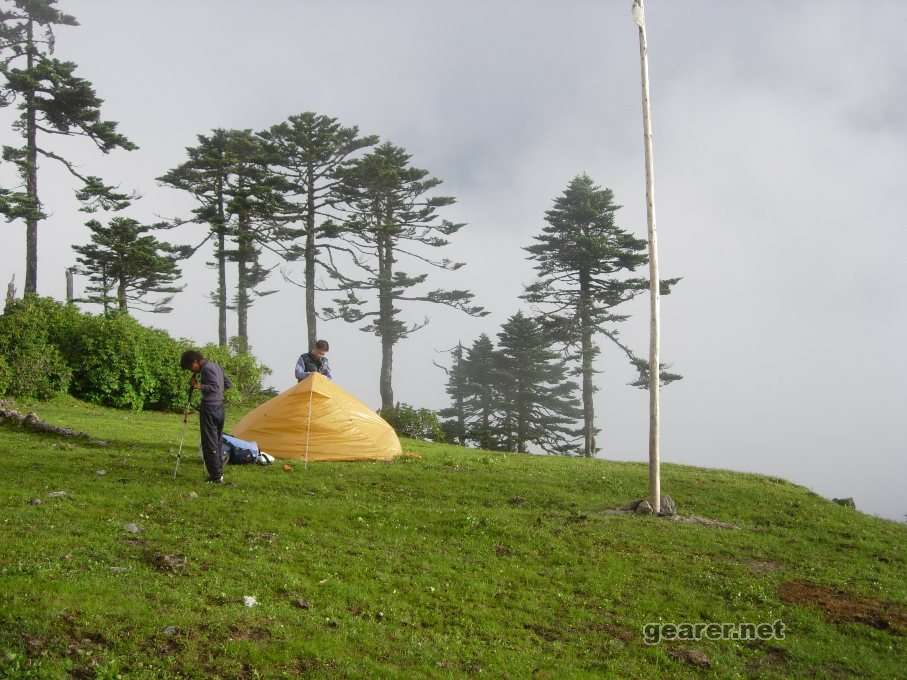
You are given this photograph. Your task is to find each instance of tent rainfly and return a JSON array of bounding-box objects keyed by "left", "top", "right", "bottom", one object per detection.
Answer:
[{"left": 233, "top": 373, "right": 401, "bottom": 462}]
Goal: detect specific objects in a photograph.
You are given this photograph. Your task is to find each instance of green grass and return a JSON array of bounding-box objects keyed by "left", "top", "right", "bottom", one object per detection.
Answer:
[{"left": 1, "top": 396, "right": 906, "bottom": 679}]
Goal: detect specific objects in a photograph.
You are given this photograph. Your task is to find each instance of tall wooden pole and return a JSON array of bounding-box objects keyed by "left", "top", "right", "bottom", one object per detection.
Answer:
[{"left": 633, "top": 0, "right": 661, "bottom": 513}]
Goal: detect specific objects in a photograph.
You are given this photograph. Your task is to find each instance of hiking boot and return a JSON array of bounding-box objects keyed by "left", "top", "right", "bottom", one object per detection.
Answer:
[{"left": 206, "top": 476, "right": 224, "bottom": 484}]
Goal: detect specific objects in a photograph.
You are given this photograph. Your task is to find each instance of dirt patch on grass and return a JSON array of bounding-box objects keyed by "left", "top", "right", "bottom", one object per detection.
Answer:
[
  {"left": 228, "top": 624, "right": 271, "bottom": 642},
  {"left": 779, "top": 581, "right": 907, "bottom": 634},
  {"left": 745, "top": 644, "right": 789, "bottom": 675},
  {"left": 587, "top": 621, "right": 635, "bottom": 642},
  {"left": 149, "top": 552, "right": 188, "bottom": 573},
  {"left": 667, "top": 646, "right": 711, "bottom": 669},
  {"left": 603, "top": 508, "right": 739, "bottom": 529},
  {"left": 747, "top": 559, "right": 782, "bottom": 575}
]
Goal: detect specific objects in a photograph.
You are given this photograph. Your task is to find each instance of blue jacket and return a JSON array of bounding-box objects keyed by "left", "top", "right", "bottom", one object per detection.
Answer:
[{"left": 198, "top": 361, "right": 232, "bottom": 406}]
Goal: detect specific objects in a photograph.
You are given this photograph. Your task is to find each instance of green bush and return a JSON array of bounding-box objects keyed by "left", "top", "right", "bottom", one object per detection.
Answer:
[
  {"left": 0, "top": 355, "right": 9, "bottom": 397},
  {"left": 4, "top": 343, "right": 72, "bottom": 400},
  {"left": 0, "top": 297, "right": 77, "bottom": 400},
  {"left": 0, "top": 297, "right": 270, "bottom": 410},
  {"left": 380, "top": 403, "right": 446, "bottom": 441},
  {"left": 64, "top": 312, "right": 189, "bottom": 411},
  {"left": 200, "top": 339, "right": 273, "bottom": 404}
]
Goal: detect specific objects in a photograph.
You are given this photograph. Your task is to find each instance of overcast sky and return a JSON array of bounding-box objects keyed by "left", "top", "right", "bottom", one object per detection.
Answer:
[{"left": 2, "top": 1, "right": 905, "bottom": 520}]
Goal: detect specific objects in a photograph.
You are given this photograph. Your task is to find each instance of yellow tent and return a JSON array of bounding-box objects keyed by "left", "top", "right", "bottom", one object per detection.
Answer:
[{"left": 233, "top": 374, "right": 401, "bottom": 462}]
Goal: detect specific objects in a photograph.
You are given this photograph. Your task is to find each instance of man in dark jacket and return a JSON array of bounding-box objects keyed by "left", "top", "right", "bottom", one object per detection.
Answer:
[
  {"left": 180, "top": 350, "right": 232, "bottom": 483},
  {"left": 295, "top": 339, "right": 332, "bottom": 382}
]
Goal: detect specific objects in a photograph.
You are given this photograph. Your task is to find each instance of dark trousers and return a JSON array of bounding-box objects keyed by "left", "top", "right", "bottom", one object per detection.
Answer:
[{"left": 200, "top": 403, "right": 226, "bottom": 480}]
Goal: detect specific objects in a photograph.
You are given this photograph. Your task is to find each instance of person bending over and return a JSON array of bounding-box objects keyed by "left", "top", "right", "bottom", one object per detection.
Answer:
[
  {"left": 295, "top": 339, "right": 332, "bottom": 382},
  {"left": 180, "top": 349, "right": 232, "bottom": 483}
]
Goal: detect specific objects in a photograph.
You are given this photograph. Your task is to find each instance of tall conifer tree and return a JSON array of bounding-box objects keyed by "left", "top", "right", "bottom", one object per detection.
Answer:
[
  {"left": 323, "top": 143, "right": 486, "bottom": 411},
  {"left": 495, "top": 313, "right": 583, "bottom": 454},
  {"left": 0, "top": 0, "right": 136, "bottom": 293},
  {"left": 259, "top": 113, "right": 377, "bottom": 347},
  {"left": 72, "top": 217, "right": 185, "bottom": 314},
  {"left": 158, "top": 130, "right": 231, "bottom": 345},
  {"left": 523, "top": 174, "right": 680, "bottom": 456},
  {"left": 159, "top": 130, "right": 287, "bottom": 350}
]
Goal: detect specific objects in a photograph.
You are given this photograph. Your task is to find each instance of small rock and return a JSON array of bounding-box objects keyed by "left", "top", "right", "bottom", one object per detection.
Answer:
[
  {"left": 47, "top": 491, "right": 67, "bottom": 498},
  {"left": 243, "top": 595, "right": 258, "bottom": 608},
  {"left": 162, "top": 626, "right": 178, "bottom": 636},
  {"left": 621, "top": 499, "right": 642, "bottom": 511},
  {"left": 659, "top": 495, "right": 677, "bottom": 516},
  {"left": 634, "top": 499, "right": 654, "bottom": 515},
  {"left": 124, "top": 523, "right": 141, "bottom": 534},
  {"left": 293, "top": 599, "right": 310, "bottom": 610},
  {"left": 110, "top": 566, "right": 129, "bottom": 574},
  {"left": 95, "top": 469, "right": 107, "bottom": 476},
  {"left": 28, "top": 498, "right": 43, "bottom": 506},
  {"left": 832, "top": 497, "right": 856, "bottom": 509},
  {"left": 187, "top": 491, "right": 198, "bottom": 499},
  {"left": 375, "top": 611, "right": 384, "bottom": 621}
]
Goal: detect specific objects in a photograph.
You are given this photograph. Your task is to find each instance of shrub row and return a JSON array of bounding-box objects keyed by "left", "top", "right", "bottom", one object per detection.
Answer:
[
  {"left": 0, "top": 297, "right": 270, "bottom": 410},
  {"left": 379, "top": 403, "right": 446, "bottom": 442}
]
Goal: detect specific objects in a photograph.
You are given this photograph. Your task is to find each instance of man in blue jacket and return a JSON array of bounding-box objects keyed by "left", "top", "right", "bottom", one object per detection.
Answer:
[
  {"left": 295, "top": 339, "right": 332, "bottom": 382},
  {"left": 181, "top": 349, "right": 232, "bottom": 483}
]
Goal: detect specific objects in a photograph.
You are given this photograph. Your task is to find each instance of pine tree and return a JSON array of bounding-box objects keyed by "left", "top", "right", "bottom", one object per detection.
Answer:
[
  {"left": 437, "top": 342, "right": 468, "bottom": 445},
  {"left": 221, "top": 130, "right": 287, "bottom": 352},
  {"left": 158, "top": 130, "right": 231, "bottom": 345},
  {"left": 72, "top": 217, "right": 185, "bottom": 314},
  {"left": 494, "top": 313, "right": 583, "bottom": 454},
  {"left": 523, "top": 174, "right": 680, "bottom": 456},
  {"left": 258, "top": 113, "right": 377, "bottom": 347},
  {"left": 159, "top": 130, "right": 287, "bottom": 350},
  {"left": 461, "top": 334, "right": 502, "bottom": 450},
  {"left": 323, "top": 143, "right": 486, "bottom": 411},
  {"left": 0, "top": 0, "right": 136, "bottom": 294}
]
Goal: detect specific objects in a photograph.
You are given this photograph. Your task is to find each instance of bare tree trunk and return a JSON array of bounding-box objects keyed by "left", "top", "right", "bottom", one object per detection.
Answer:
[
  {"left": 579, "top": 271, "right": 595, "bottom": 457},
  {"left": 116, "top": 277, "right": 127, "bottom": 313},
  {"left": 378, "top": 234, "right": 394, "bottom": 411},
  {"left": 634, "top": 0, "right": 662, "bottom": 513},
  {"left": 517, "top": 414, "right": 527, "bottom": 453},
  {"left": 216, "top": 176, "right": 228, "bottom": 347},
  {"left": 304, "top": 162, "right": 317, "bottom": 348},
  {"left": 481, "top": 388, "right": 492, "bottom": 450},
  {"left": 65, "top": 268, "right": 74, "bottom": 303},
  {"left": 100, "top": 263, "right": 110, "bottom": 314},
  {"left": 455, "top": 343, "right": 466, "bottom": 445},
  {"left": 5, "top": 275, "right": 16, "bottom": 310},
  {"left": 236, "top": 208, "right": 250, "bottom": 353},
  {"left": 24, "top": 18, "right": 38, "bottom": 295}
]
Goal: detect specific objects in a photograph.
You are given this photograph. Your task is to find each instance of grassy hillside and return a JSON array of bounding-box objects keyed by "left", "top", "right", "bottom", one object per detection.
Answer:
[{"left": 1, "top": 397, "right": 905, "bottom": 679}]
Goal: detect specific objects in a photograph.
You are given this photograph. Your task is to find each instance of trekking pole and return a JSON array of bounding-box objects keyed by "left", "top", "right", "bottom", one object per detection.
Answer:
[
  {"left": 173, "top": 411, "right": 189, "bottom": 479},
  {"left": 173, "top": 382, "right": 194, "bottom": 479}
]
